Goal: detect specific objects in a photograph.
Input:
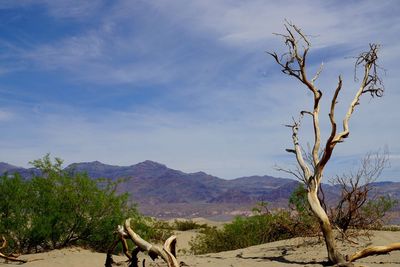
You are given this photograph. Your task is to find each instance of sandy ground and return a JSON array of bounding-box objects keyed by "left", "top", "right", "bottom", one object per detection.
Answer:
[
  {"left": 180, "top": 231, "right": 400, "bottom": 267},
  {"left": 2, "top": 229, "right": 400, "bottom": 266}
]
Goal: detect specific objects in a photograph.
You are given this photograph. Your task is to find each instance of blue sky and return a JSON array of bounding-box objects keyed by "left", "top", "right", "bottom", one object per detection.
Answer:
[{"left": 0, "top": 0, "right": 399, "bottom": 181}]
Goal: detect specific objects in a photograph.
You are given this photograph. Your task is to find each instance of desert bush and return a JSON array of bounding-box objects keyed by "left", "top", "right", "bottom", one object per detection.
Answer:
[
  {"left": 190, "top": 187, "right": 324, "bottom": 255},
  {"left": 0, "top": 155, "right": 161, "bottom": 254},
  {"left": 173, "top": 219, "right": 207, "bottom": 231},
  {"left": 381, "top": 225, "right": 400, "bottom": 231},
  {"left": 0, "top": 173, "right": 31, "bottom": 253},
  {"left": 134, "top": 217, "right": 173, "bottom": 243},
  {"left": 189, "top": 210, "right": 301, "bottom": 254},
  {"left": 329, "top": 194, "right": 398, "bottom": 240},
  {"left": 359, "top": 195, "right": 398, "bottom": 230},
  {"left": 289, "top": 178, "right": 398, "bottom": 236},
  {"left": 328, "top": 151, "right": 398, "bottom": 235}
]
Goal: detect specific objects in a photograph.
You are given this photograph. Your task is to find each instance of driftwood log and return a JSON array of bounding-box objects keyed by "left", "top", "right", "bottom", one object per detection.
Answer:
[
  {"left": 0, "top": 235, "right": 27, "bottom": 264},
  {"left": 105, "top": 218, "right": 179, "bottom": 267},
  {"left": 347, "top": 242, "right": 400, "bottom": 262}
]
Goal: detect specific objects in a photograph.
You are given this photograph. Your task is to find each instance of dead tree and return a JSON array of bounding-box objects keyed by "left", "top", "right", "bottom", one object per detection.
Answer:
[
  {"left": 105, "top": 218, "right": 179, "bottom": 267},
  {"left": 269, "top": 22, "right": 399, "bottom": 265}
]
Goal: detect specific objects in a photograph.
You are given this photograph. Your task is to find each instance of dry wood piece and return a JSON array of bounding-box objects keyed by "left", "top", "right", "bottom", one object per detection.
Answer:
[
  {"left": 347, "top": 242, "right": 400, "bottom": 262},
  {"left": 106, "top": 218, "right": 179, "bottom": 267},
  {"left": 0, "top": 235, "right": 27, "bottom": 264}
]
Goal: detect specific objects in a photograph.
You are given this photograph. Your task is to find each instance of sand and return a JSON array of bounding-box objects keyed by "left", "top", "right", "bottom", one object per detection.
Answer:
[
  {"left": 179, "top": 231, "right": 400, "bottom": 267},
  {"left": 2, "top": 230, "right": 400, "bottom": 266}
]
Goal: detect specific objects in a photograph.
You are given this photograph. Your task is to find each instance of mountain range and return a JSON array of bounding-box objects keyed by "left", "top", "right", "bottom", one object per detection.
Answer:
[{"left": 1, "top": 160, "right": 399, "bottom": 219}]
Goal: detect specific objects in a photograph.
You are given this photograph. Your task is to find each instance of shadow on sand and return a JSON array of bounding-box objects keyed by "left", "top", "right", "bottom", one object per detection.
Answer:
[{"left": 238, "top": 254, "right": 330, "bottom": 266}]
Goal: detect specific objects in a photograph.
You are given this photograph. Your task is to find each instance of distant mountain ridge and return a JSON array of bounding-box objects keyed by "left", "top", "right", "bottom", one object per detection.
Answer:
[
  {"left": 0, "top": 162, "right": 40, "bottom": 178},
  {"left": 0, "top": 160, "right": 303, "bottom": 203},
  {"left": 66, "top": 160, "right": 301, "bottom": 204},
  {"left": 1, "top": 160, "right": 399, "bottom": 218}
]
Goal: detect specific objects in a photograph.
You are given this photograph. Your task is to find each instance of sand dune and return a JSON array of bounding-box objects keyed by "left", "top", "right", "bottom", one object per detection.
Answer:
[{"left": 3, "top": 230, "right": 400, "bottom": 267}]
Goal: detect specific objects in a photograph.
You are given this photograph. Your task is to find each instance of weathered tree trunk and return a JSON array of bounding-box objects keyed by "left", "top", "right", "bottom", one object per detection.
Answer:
[{"left": 308, "top": 182, "right": 346, "bottom": 264}]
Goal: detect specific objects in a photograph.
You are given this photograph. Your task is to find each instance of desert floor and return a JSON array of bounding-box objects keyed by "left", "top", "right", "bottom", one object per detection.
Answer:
[{"left": 3, "top": 225, "right": 400, "bottom": 267}]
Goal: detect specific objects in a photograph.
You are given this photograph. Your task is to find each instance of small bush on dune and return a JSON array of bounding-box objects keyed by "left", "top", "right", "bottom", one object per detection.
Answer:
[
  {"left": 288, "top": 183, "right": 398, "bottom": 237},
  {"left": 173, "top": 219, "right": 207, "bottom": 231},
  {"left": 189, "top": 188, "right": 322, "bottom": 255},
  {"left": 189, "top": 210, "right": 307, "bottom": 254},
  {"left": 134, "top": 217, "right": 173, "bottom": 243}
]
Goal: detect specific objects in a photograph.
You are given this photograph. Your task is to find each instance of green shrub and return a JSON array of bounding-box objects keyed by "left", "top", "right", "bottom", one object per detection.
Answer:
[
  {"left": 288, "top": 184, "right": 310, "bottom": 215},
  {"left": 0, "top": 173, "right": 31, "bottom": 253},
  {"left": 381, "top": 225, "right": 400, "bottom": 231},
  {"left": 133, "top": 217, "right": 173, "bottom": 243},
  {"left": 0, "top": 155, "right": 157, "bottom": 253},
  {"left": 189, "top": 210, "right": 302, "bottom": 254},
  {"left": 173, "top": 219, "right": 207, "bottom": 231},
  {"left": 289, "top": 182, "right": 398, "bottom": 234},
  {"left": 189, "top": 185, "right": 323, "bottom": 255},
  {"left": 360, "top": 195, "right": 398, "bottom": 230}
]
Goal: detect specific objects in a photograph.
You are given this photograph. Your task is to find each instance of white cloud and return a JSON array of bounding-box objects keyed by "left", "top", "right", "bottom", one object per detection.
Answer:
[
  {"left": 148, "top": 0, "right": 399, "bottom": 49},
  {"left": 25, "top": 33, "right": 104, "bottom": 68},
  {"left": 0, "top": 0, "right": 104, "bottom": 19},
  {"left": 12, "top": 0, "right": 399, "bottom": 86},
  {"left": 0, "top": 110, "right": 13, "bottom": 121},
  {"left": 42, "top": 0, "right": 104, "bottom": 19}
]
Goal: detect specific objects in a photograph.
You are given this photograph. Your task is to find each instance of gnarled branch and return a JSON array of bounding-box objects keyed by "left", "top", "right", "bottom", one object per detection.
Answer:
[
  {"left": 0, "top": 236, "right": 27, "bottom": 264},
  {"left": 271, "top": 22, "right": 324, "bottom": 176},
  {"left": 347, "top": 243, "right": 400, "bottom": 262},
  {"left": 332, "top": 44, "right": 383, "bottom": 144},
  {"left": 106, "top": 219, "right": 179, "bottom": 267},
  {"left": 286, "top": 118, "right": 311, "bottom": 181}
]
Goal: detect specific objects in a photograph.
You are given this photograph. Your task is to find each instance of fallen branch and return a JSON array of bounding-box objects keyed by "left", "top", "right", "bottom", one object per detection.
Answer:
[
  {"left": 124, "top": 218, "right": 179, "bottom": 267},
  {"left": 0, "top": 236, "right": 27, "bottom": 264},
  {"left": 347, "top": 242, "right": 400, "bottom": 262},
  {"left": 106, "top": 218, "right": 179, "bottom": 267}
]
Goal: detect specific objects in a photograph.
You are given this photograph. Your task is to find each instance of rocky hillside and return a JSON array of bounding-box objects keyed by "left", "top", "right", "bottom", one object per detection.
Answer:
[
  {"left": 66, "top": 160, "right": 301, "bottom": 205},
  {"left": 1, "top": 160, "right": 399, "bottom": 218}
]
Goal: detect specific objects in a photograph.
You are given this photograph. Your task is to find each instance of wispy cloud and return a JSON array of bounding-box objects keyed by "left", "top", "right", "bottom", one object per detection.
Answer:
[
  {"left": 0, "top": 109, "right": 13, "bottom": 121},
  {"left": 41, "top": 0, "right": 104, "bottom": 19},
  {"left": 0, "top": 0, "right": 104, "bottom": 19}
]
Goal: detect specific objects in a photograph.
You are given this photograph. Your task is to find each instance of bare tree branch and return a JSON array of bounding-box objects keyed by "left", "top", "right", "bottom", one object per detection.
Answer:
[
  {"left": 0, "top": 236, "right": 28, "bottom": 264},
  {"left": 332, "top": 44, "right": 383, "bottom": 145},
  {"left": 286, "top": 118, "right": 312, "bottom": 181},
  {"left": 269, "top": 22, "right": 325, "bottom": 172},
  {"left": 348, "top": 243, "right": 400, "bottom": 262},
  {"left": 311, "top": 62, "right": 324, "bottom": 84},
  {"left": 318, "top": 76, "right": 342, "bottom": 171},
  {"left": 274, "top": 164, "right": 305, "bottom": 183}
]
